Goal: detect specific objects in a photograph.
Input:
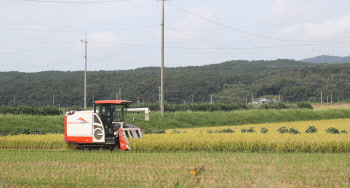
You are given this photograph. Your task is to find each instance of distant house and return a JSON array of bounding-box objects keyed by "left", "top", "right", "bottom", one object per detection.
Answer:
[{"left": 253, "top": 98, "right": 270, "bottom": 104}]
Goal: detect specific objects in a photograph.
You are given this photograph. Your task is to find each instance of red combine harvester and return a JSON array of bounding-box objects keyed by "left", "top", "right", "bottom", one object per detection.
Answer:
[{"left": 64, "top": 100, "right": 143, "bottom": 150}]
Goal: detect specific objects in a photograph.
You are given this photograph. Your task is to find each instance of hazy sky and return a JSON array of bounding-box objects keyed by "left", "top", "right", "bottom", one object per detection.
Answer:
[{"left": 1, "top": 0, "right": 350, "bottom": 72}]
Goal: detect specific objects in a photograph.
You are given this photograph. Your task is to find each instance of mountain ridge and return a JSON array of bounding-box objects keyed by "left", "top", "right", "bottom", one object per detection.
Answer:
[{"left": 302, "top": 55, "right": 350, "bottom": 64}]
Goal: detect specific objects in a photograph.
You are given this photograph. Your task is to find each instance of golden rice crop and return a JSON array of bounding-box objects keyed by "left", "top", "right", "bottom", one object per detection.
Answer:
[
  {"left": 0, "top": 134, "right": 65, "bottom": 149},
  {"left": 1, "top": 119, "right": 349, "bottom": 152},
  {"left": 130, "top": 118, "right": 350, "bottom": 152}
]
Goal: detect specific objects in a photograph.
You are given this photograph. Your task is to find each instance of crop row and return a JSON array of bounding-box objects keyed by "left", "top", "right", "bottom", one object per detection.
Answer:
[{"left": 1, "top": 120, "right": 349, "bottom": 152}]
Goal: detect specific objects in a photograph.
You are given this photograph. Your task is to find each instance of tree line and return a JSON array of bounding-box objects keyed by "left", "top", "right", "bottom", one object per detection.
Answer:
[{"left": 0, "top": 59, "right": 349, "bottom": 107}]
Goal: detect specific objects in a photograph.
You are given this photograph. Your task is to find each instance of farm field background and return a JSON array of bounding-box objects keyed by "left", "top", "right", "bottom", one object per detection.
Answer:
[
  {"left": 1, "top": 118, "right": 350, "bottom": 152},
  {"left": 0, "top": 150, "right": 349, "bottom": 187},
  {"left": 2, "top": 108, "right": 350, "bottom": 136}
]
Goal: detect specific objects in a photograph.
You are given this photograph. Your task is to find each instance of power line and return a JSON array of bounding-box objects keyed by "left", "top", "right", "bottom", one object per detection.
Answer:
[
  {"left": 164, "top": 25, "right": 273, "bottom": 59},
  {"left": 0, "top": 40, "right": 77, "bottom": 55},
  {"left": 164, "top": 25, "right": 199, "bottom": 39},
  {"left": 24, "top": 0, "right": 128, "bottom": 4},
  {"left": 0, "top": 25, "right": 158, "bottom": 33},
  {"left": 166, "top": 1, "right": 350, "bottom": 43},
  {"left": 90, "top": 39, "right": 350, "bottom": 51}
]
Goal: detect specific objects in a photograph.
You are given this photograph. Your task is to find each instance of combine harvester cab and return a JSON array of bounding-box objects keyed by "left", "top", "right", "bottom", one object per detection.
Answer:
[{"left": 64, "top": 100, "right": 143, "bottom": 150}]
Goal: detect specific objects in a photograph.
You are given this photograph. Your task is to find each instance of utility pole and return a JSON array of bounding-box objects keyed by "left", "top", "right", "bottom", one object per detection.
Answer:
[
  {"left": 331, "top": 90, "right": 333, "bottom": 103},
  {"left": 251, "top": 93, "right": 254, "bottom": 104},
  {"left": 279, "top": 94, "right": 281, "bottom": 103},
  {"left": 321, "top": 91, "right": 323, "bottom": 106},
  {"left": 81, "top": 34, "right": 88, "bottom": 110},
  {"left": 119, "top": 89, "right": 121, "bottom": 100},
  {"left": 158, "top": 86, "right": 161, "bottom": 102},
  {"left": 160, "top": 0, "right": 165, "bottom": 117},
  {"left": 210, "top": 95, "right": 213, "bottom": 104}
]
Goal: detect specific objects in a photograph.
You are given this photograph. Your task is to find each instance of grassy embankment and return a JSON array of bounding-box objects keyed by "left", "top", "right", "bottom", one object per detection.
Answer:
[
  {"left": 0, "top": 150, "right": 349, "bottom": 187},
  {"left": 0, "top": 115, "right": 62, "bottom": 136}
]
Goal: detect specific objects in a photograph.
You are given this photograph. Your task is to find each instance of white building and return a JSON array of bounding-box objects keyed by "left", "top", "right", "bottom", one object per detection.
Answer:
[{"left": 253, "top": 98, "right": 270, "bottom": 104}]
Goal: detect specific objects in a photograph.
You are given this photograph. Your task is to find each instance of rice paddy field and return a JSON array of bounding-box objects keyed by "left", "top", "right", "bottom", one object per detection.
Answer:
[
  {"left": 1, "top": 116, "right": 350, "bottom": 187},
  {"left": 0, "top": 150, "right": 349, "bottom": 187}
]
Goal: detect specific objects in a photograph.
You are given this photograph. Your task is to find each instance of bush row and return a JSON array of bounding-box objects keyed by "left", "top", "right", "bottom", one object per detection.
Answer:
[
  {"left": 130, "top": 102, "right": 313, "bottom": 112},
  {"left": 144, "top": 126, "right": 348, "bottom": 135},
  {"left": 131, "top": 102, "right": 249, "bottom": 112},
  {"left": 0, "top": 106, "right": 62, "bottom": 116}
]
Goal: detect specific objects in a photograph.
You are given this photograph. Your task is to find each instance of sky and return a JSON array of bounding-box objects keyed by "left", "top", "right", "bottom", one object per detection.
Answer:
[{"left": 1, "top": 0, "right": 350, "bottom": 72}]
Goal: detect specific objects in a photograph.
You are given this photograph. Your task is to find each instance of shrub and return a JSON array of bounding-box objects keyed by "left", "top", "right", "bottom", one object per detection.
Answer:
[
  {"left": 277, "top": 126, "right": 289, "bottom": 134},
  {"left": 130, "top": 102, "right": 248, "bottom": 112},
  {"left": 143, "top": 129, "right": 166, "bottom": 134},
  {"left": 277, "top": 127, "right": 300, "bottom": 134},
  {"left": 289, "top": 128, "right": 301, "bottom": 134},
  {"left": 261, "top": 128, "right": 269, "bottom": 134},
  {"left": 259, "top": 103, "right": 291, "bottom": 110},
  {"left": 305, "top": 126, "right": 318, "bottom": 133},
  {"left": 219, "top": 129, "right": 235, "bottom": 133},
  {"left": 171, "top": 129, "right": 181, "bottom": 134},
  {"left": 207, "top": 129, "right": 234, "bottom": 134},
  {"left": 241, "top": 127, "right": 255, "bottom": 133},
  {"left": 297, "top": 102, "right": 313, "bottom": 109},
  {"left": 341, "top": 130, "right": 347, "bottom": 134},
  {"left": 326, "top": 127, "right": 340, "bottom": 134}
]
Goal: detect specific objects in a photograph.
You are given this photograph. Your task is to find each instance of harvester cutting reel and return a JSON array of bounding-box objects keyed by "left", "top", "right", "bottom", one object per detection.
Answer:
[
  {"left": 116, "top": 125, "right": 144, "bottom": 151},
  {"left": 69, "top": 126, "right": 143, "bottom": 151}
]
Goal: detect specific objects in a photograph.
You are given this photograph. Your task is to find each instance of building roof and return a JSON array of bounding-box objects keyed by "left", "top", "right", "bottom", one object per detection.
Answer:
[
  {"left": 95, "top": 100, "right": 132, "bottom": 105},
  {"left": 257, "top": 98, "right": 270, "bottom": 101}
]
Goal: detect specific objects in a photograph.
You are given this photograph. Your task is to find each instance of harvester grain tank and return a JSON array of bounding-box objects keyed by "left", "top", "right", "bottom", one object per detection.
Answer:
[{"left": 64, "top": 100, "right": 143, "bottom": 150}]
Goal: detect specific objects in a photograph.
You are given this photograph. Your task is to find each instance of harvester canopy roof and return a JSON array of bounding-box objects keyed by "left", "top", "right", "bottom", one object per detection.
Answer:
[{"left": 95, "top": 100, "right": 132, "bottom": 105}]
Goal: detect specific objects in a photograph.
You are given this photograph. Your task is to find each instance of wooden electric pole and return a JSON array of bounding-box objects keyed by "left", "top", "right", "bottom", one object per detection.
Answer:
[{"left": 81, "top": 34, "right": 88, "bottom": 110}]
